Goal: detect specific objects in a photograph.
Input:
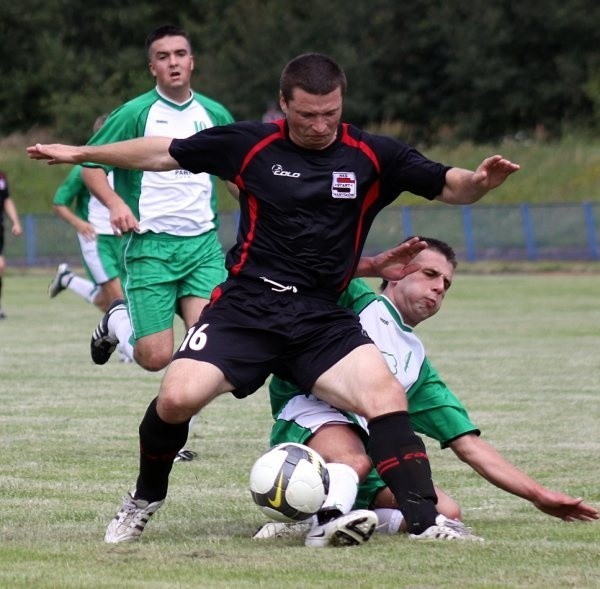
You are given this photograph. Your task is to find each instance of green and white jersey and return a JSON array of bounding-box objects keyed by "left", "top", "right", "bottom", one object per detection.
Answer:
[
  {"left": 85, "top": 87, "right": 234, "bottom": 236},
  {"left": 53, "top": 166, "right": 113, "bottom": 235},
  {"left": 270, "top": 278, "right": 478, "bottom": 449},
  {"left": 341, "top": 278, "right": 427, "bottom": 398}
]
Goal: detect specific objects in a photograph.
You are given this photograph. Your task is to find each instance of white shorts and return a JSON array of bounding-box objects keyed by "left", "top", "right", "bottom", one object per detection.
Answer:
[{"left": 276, "top": 394, "right": 368, "bottom": 434}]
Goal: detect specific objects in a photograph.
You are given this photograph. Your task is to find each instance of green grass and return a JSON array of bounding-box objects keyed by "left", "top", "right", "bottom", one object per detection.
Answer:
[
  {"left": 0, "top": 270, "right": 599, "bottom": 588},
  {"left": 3, "top": 133, "right": 600, "bottom": 214}
]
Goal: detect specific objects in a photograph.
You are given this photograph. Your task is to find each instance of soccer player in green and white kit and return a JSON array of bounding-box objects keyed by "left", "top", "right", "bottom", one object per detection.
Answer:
[
  {"left": 48, "top": 114, "right": 124, "bottom": 314},
  {"left": 83, "top": 25, "right": 233, "bottom": 372},
  {"left": 257, "top": 237, "right": 599, "bottom": 545}
]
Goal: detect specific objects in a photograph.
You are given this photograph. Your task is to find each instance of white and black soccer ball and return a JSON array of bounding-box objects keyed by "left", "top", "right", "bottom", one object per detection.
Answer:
[{"left": 249, "top": 442, "right": 330, "bottom": 523}]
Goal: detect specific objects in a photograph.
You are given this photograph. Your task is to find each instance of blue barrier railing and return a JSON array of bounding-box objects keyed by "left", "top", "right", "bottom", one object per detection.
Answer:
[{"left": 4, "top": 202, "right": 599, "bottom": 266}]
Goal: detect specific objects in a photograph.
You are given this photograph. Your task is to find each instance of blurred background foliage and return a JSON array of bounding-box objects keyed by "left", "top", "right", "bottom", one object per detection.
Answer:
[{"left": 1, "top": 0, "right": 599, "bottom": 144}]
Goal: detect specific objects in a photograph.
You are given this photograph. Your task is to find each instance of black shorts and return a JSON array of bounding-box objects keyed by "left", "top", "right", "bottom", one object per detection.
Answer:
[{"left": 172, "top": 277, "right": 373, "bottom": 398}]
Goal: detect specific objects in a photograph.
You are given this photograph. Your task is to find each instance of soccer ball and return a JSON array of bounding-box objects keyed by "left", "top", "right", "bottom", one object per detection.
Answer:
[{"left": 249, "top": 443, "right": 330, "bottom": 523}]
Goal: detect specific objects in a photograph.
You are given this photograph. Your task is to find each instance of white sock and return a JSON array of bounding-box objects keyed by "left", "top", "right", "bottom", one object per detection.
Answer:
[
  {"left": 109, "top": 306, "right": 134, "bottom": 361},
  {"left": 188, "top": 414, "right": 197, "bottom": 436},
  {"left": 373, "top": 508, "right": 404, "bottom": 534},
  {"left": 320, "top": 463, "right": 359, "bottom": 515},
  {"left": 67, "top": 275, "right": 97, "bottom": 304}
]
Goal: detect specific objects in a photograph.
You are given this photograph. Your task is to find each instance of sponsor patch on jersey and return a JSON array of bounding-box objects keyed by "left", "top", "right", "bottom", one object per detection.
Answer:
[
  {"left": 331, "top": 172, "right": 357, "bottom": 199},
  {"left": 272, "top": 164, "right": 301, "bottom": 178}
]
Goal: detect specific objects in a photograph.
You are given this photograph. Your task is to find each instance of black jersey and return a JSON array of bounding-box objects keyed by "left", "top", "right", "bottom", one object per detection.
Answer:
[{"left": 170, "top": 120, "right": 449, "bottom": 298}]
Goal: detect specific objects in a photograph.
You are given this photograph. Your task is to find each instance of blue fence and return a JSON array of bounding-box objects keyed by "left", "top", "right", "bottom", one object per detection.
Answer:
[{"left": 4, "top": 202, "right": 599, "bottom": 266}]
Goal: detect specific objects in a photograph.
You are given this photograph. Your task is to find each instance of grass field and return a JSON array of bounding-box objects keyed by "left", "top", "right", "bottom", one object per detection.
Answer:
[{"left": 0, "top": 270, "right": 599, "bottom": 588}]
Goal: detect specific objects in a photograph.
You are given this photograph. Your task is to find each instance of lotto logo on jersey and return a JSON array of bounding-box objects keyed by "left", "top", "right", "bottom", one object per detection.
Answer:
[{"left": 331, "top": 172, "right": 357, "bottom": 199}]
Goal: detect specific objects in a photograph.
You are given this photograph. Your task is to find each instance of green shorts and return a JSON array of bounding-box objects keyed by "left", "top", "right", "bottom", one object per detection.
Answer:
[{"left": 122, "top": 230, "right": 227, "bottom": 340}]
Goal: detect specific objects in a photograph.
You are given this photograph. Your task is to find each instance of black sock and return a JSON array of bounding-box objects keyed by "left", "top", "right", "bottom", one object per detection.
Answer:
[
  {"left": 317, "top": 507, "right": 343, "bottom": 525},
  {"left": 368, "top": 411, "right": 438, "bottom": 535},
  {"left": 135, "top": 397, "right": 190, "bottom": 503}
]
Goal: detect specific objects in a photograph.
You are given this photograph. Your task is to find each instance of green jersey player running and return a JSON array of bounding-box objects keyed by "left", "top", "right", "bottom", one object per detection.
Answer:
[
  {"left": 83, "top": 25, "right": 234, "bottom": 373},
  {"left": 49, "top": 114, "right": 124, "bottom": 315},
  {"left": 257, "top": 237, "right": 599, "bottom": 546}
]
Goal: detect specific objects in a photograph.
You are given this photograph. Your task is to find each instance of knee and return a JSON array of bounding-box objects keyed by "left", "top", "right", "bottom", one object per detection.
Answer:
[
  {"left": 348, "top": 453, "right": 373, "bottom": 481},
  {"left": 156, "top": 392, "right": 194, "bottom": 423},
  {"left": 135, "top": 347, "right": 171, "bottom": 372},
  {"left": 322, "top": 451, "right": 371, "bottom": 482},
  {"left": 360, "top": 381, "right": 408, "bottom": 420}
]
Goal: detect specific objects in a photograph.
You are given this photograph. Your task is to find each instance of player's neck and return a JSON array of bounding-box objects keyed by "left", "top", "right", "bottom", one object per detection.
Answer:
[{"left": 156, "top": 85, "right": 193, "bottom": 105}]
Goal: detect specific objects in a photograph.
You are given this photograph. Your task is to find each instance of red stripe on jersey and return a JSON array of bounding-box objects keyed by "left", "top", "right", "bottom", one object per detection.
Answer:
[
  {"left": 240, "top": 120, "right": 285, "bottom": 174},
  {"left": 230, "top": 193, "right": 259, "bottom": 276},
  {"left": 231, "top": 122, "right": 285, "bottom": 275},
  {"left": 209, "top": 284, "right": 223, "bottom": 304},
  {"left": 338, "top": 123, "right": 382, "bottom": 291}
]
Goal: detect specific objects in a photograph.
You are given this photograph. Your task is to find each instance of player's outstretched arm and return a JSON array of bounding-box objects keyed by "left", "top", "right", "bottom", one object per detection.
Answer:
[
  {"left": 450, "top": 434, "right": 599, "bottom": 522},
  {"left": 27, "top": 137, "right": 178, "bottom": 171},
  {"left": 355, "top": 236, "right": 428, "bottom": 280},
  {"left": 438, "top": 155, "right": 520, "bottom": 205},
  {"left": 532, "top": 490, "right": 599, "bottom": 522}
]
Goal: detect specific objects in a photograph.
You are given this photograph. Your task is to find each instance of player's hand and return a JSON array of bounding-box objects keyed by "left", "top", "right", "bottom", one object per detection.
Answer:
[
  {"left": 109, "top": 200, "right": 139, "bottom": 235},
  {"left": 472, "top": 155, "right": 520, "bottom": 190},
  {"left": 79, "top": 222, "right": 97, "bottom": 242},
  {"left": 534, "top": 491, "right": 600, "bottom": 522},
  {"left": 26, "top": 143, "right": 83, "bottom": 165},
  {"left": 11, "top": 224, "right": 23, "bottom": 237},
  {"left": 357, "top": 237, "right": 428, "bottom": 280}
]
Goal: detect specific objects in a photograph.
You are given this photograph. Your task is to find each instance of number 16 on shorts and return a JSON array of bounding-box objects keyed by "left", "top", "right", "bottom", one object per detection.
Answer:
[{"left": 179, "top": 323, "right": 209, "bottom": 351}]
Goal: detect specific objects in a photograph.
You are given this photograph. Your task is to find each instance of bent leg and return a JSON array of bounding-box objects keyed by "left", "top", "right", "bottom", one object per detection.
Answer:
[
  {"left": 307, "top": 423, "right": 372, "bottom": 481},
  {"left": 313, "top": 344, "right": 439, "bottom": 534},
  {"left": 134, "top": 329, "right": 175, "bottom": 372},
  {"left": 136, "top": 359, "right": 234, "bottom": 502}
]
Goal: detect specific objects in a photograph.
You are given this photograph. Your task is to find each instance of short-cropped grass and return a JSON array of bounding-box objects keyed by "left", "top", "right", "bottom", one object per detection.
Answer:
[{"left": 0, "top": 270, "right": 598, "bottom": 588}]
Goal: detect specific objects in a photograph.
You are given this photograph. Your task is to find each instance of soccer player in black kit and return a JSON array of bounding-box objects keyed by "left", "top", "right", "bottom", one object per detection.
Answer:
[{"left": 28, "top": 52, "right": 520, "bottom": 545}]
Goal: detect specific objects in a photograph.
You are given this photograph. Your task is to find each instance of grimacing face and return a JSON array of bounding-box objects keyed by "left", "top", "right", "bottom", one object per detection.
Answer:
[
  {"left": 148, "top": 35, "right": 194, "bottom": 101},
  {"left": 386, "top": 249, "right": 455, "bottom": 327},
  {"left": 280, "top": 87, "right": 342, "bottom": 150}
]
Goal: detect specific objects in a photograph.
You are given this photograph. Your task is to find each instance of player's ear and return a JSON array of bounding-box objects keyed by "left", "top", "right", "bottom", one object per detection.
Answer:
[{"left": 279, "top": 91, "right": 287, "bottom": 116}]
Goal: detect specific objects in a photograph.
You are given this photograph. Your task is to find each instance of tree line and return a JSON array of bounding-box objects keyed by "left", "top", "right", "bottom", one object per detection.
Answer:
[{"left": 2, "top": 0, "right": 599, "bottom": 144}]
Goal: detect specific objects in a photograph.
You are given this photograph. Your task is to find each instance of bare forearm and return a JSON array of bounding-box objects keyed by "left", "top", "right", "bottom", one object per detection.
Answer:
[
  {"left": 451, "top": 436, "right": 544, "bottom": 502},
  {"left": 4, "top": 198, "right": 21, "bottom": 226},
  {"left": 28, "top": 136, "right": 178, "bottom": 171},
  {"left": 82, "top": 137, "right": 176, "bottom": 170},
  {"left": 438, "top": 167, "right": 487, "bottom": 204},
  {"left": 437, "top": 155, "right": 520, "bottom": 204},
  {"left": 82, "top": 167, "right": 122, "bottom": 209},
  {"left": 53, "top": 205, "right": 83, "bottom": 230},
  {"left": 451, "top": 435, "right": 599, "bottom": 521}
]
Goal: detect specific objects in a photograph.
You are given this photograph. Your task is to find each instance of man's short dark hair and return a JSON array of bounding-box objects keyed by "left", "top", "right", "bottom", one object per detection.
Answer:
[
  {"left": 380, "top": 236, "right": 457, "bottom": 292},
  {"left": 145, "top": 25, "right": 191, "bottom": 58},
  {"left": 280, "top": 53, "right": 347, "bottom": 102}
]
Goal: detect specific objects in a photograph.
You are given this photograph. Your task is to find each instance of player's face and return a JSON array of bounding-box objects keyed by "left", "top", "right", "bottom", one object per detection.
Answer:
[
  {"left": 148, "top": 35, "right": 194, "bottom": 101},
  {"left": 281, "top": 87, "right": 342, "bottom": 150},
  {"left": 387, "top": 249, "right": 454, "bottom": 327}
]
